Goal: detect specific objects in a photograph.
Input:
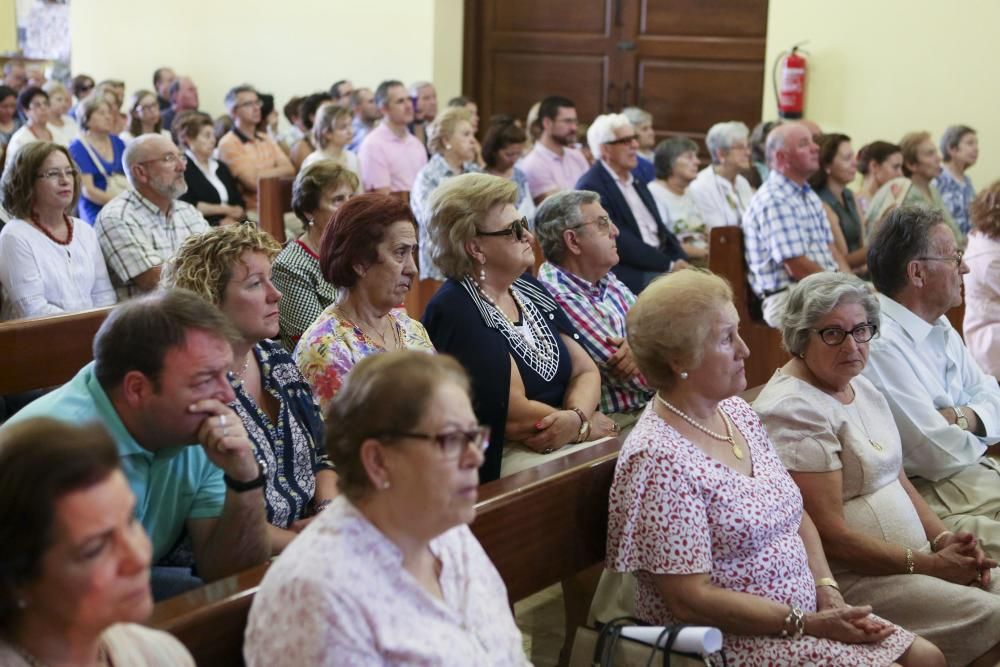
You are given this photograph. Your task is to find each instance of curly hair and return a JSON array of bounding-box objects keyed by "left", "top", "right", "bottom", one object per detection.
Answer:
[
  {"left": 970, "top": 180, "right": 1000, "bottom": 239},
  {"left": 160, "top": 223, "right": 281, "bottom": 305},
  {"left": 0, "top": 142, "right": 81, "bottom": 219}
]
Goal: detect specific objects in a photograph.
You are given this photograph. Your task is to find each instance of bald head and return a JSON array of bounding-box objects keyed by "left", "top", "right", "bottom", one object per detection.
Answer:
[
  {"left": 765, "top": 122, "right": 819, "bottom": 184},
  {"left": 123, "top": 134, "right": 188, "bottom": 202}
]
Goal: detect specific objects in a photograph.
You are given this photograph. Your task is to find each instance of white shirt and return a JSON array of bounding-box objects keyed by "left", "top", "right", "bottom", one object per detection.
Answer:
[
  {"left": 48, "top": 116, "right": 80, "bottom": 146},
  {"left": 687, "top": 165, "right": 754, "bottom": 228},
  {"left": 862, "top": 294, "right": 1000, "bottom": 481},
  {"left": 301, "top": 147, "right": 361, "bottom": 178},
  {"left": 962, "top": 230, "right": 1000, "bottom": 377},
  {"left": 0, "top": 217, "right": 116, "bottom": 320},
  {"left": 600, "top": 161, "right": 660, "bottom": 247},
  {"left": 3, "top": 126, "right": 41, "bottom": 167}
]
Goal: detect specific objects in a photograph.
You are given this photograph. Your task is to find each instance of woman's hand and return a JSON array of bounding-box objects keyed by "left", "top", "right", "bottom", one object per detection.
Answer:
[
  {"left": 589, "top": 412, "right": 620, "bottom": 440},
  {"left": 227, "top": 205, "right": 246, "bottom": 220},
  {"left": 523, "top": 410, "right": 580, "bottom": 452},
  {"left": 815, "top": 585, "right": 846, "bottom": 612},
  {"left": 804, "top": 605, "right": 895, "bottom": 644},
  {"left": 932, "top": 533, "right": 996, "bottom": 587}
]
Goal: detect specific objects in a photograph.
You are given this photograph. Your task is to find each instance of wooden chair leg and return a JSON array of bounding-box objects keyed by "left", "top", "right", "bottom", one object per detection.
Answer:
[{"left": 558, "top": 563, "right": 603, "bottom": 667}]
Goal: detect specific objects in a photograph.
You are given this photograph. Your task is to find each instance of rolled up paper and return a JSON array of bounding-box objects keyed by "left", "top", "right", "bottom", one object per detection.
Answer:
[{"left": 620, "top": 625, "right": 723, "bottom": 655}]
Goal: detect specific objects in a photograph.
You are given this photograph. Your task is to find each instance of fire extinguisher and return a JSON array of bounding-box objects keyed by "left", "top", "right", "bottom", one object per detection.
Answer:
[{"left": 773, "top": 42, "right": 809, "bottom": 119}]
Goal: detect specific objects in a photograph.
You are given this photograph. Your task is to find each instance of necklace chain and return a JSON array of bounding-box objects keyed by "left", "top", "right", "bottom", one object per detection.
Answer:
[
  {"left": 655, "top": 392, "right": 744, "bottom": 460},
  {"left": 336, "top": 304, "right": 401, "bottom": 350}
]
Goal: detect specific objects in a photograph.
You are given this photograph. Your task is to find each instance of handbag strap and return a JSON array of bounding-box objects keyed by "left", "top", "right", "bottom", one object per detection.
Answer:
[
  {"left": 79, "top": 137, "right": 112, "bottom": 180},
  {"left": 594, "top": 616, "right": 645, "bottom": 667}
]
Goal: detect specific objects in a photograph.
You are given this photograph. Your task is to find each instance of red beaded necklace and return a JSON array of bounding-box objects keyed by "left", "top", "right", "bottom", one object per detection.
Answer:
[{"left": 30, "top": 213, "right": 74, "bottom": 246}]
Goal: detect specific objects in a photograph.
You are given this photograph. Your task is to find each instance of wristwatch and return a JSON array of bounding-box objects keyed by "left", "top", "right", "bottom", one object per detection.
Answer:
[
  {"left": 224, "top": 458, "right": 268, "bottom": 493},
  {"left": 955, "top": 406, "right": 969, "bottom": 431}
]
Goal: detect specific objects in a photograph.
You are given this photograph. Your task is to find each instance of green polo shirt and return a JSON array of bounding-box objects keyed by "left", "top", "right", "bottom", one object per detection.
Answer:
[{"left": 6, "top": 362, "right": 225, "bottom": 561}]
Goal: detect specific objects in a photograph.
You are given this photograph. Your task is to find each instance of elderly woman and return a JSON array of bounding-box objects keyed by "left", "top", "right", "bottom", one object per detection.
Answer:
[
  {"left": 687, "top": 121, "right": 755, "bottom": 228},
  {"left": 3, "top": 87, "right": 52, "bottom": 167},
  {"left": 481, "top": 114, "right": 535, "bottom": 220},
  {"left": 43, "top": 81, "right": 79, "bottom": 146},
  {"left": 245, "top": 351, "right": 528, "bottom": 665},
  {"left": 754, "top": 272, "right": 1000, "bottom": 665},
  {"left": 295, "top": 194, "right": 432, "bottom": 413},
  {"left": 963, "top": 181, "right": 1000, "bottom": 379},
  {"left": 120, "top": 89, "right": 170, "bottom": 143},
  {"left": 856, "top": 141, "right": 902, "bottom": 221},
  {"left": 748, "top": 119, "right": 781, "bottom": 188},
  {"left": 68, "top": 95, "right": 128, "bottom": 224},
  {"left": 0, "top": 418, "right": 194, "bottom": 665},
  {"left": 300, "top": 104, "right": 361, "bottom": 181},
  {"left": 647, "top": 136, "right": 708, "bottom": 261},
  {"left": 273, "top": 161, "right": 358, "bottom": 349},
  {"left": 0, "top": 85, "right": 20, "bottom": 149},
  {"left": 606, "top": 269, "right": 940, "bottom": 666},
  {"left": 934, "top": 125, "right": 978, "bottom": 236},
  {"left": 174, "top": 111, "right": 245, "bottom": 226},
  {"left": 810, "top": 133, "right": 866, "bottom": 271},
  {"left": 622, "top": 106, "right": 655, "bottom": 163},
  {"left": 422, "top": 173, "right": 616, "bottom": 481},
  {"left": 412, "top": 106, "right": 482, "bottom": 280},
  {"left": 161, "top": 224, "right": 336, "bottom": 554},
  {"left": 0, "top": 142, "right": 115, "bottom": 319}
]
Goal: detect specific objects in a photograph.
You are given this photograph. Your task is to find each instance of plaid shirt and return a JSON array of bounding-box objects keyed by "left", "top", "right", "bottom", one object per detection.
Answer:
[
  {"left": 537, "top": 262, "right": 652, "bottom": 413},
  {"left": 741, "top": 171, "right": 836, "bottom": 298},
  {"left": 96, "top": 189, "right": 209, "bottom": 298},
  {"left": 934, "top": 169, "right": 976, "bottom": 236}
]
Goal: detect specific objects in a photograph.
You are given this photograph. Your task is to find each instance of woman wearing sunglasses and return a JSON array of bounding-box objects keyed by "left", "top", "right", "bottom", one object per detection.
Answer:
[
  {"left": 245, "top": 351, "right": 529, "bottom": 666},
  {"left": 754, "top": 272, "right": 1000, "bottom": 666},
  {"left": 422, "top": 173, "right": 616, "bottom": 482}
]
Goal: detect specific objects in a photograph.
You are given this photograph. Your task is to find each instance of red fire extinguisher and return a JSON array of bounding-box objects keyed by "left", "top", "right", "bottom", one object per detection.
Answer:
[{"left": 773, "top": 42, "right": 809, "bottom": 119}]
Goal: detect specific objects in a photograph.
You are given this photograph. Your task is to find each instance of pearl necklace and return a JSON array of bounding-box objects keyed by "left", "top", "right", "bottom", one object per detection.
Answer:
[
  {"left": 655, "top": 392, "right": 744, "bottom": 460},
  {"left": 474, "top": 279, "right": 554, "bottom": 361},
  {"left": 230, "top": 353, "right": 251, "bottom": 386}
]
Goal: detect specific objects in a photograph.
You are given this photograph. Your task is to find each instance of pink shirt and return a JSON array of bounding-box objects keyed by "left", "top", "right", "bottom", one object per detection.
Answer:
[
  {"left": 357, "top": 122, "right": 428, "bottom": 192},
  {"left": 518, "top": 142, "right": 589, "bottom": 199},
  {"left": 601, "top": 161, "right": 661, "bottom": 247},
  {"left": 963, "top": 230, "right": 1000, "bottom": 377},
  {"left": 244, "top": 497, "right": 528, "bottom": 667}
]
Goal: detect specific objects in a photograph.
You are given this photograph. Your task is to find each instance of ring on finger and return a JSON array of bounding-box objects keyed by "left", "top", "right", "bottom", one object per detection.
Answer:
[
  {"left": 219, "top": 414, "right": 227, "bottom": 428},
  {"left": 222, "top": 426, "right": 229, "bottom": 437}
]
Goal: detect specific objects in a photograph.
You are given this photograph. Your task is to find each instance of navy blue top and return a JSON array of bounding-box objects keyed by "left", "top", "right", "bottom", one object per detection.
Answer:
[{"left": 632, "top": 155, "right": 655, "bottom": 184}]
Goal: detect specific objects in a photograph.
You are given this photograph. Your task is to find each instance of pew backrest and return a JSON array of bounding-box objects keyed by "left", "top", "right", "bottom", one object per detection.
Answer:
[{"left": 257, "top": 176, "right": 294, "bottom": 244}]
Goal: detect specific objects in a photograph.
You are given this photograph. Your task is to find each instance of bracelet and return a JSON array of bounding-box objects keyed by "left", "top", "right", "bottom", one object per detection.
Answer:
[
  {"left": 575, "top": 417, "right": 592, "bottom": 444},
  {"left": 815, "top": 577, "right": 839, "bottom": 591},
  {"left": 780, "top": 605, "right": 805, "bottom": 640},
  {"left": 905, "top": 547, "right": 915, "bottom": 574},
  {"left": 931, "top": 531, "right": 953, "bottom": 552},
  {"left": 314, "top": 499, "right": 334, "bottom": 513},
  {"left": 569, "top": 407, "right": 588, "bottom": 427}
]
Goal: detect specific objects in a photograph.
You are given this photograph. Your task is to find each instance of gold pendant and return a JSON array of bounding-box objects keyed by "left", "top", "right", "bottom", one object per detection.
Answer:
[
  {"left": 732, "top": 442, "right": 745, "bottom": 460},
  {"left": 870, "top": 440, "right": 883, "bottom": 452}
]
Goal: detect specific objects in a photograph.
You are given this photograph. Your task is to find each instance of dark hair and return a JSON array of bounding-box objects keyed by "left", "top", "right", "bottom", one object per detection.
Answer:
[
  {"left": 0, "top": 419, "right": 120, "bottom": 631},
  {"left": 856, "top": 141, "right": 901, "bottom": 176},
  {"left": 93, "top": 289, "right": 240, "bottom": 390},
  {"left": 283, "top": 95, "right": 303, "bottom": 124},
  {"left": 153, "top": 67, "right": 172, "bottom": 88},
  {"left": 0, "top": 84, "right": 14, "bottom": 105},
  {"left": 538, "top": 95, "right": 575, "bottom": 123},
  {"left": 292, "top": 161, "right": 360, "bottom": 224},
  {"left": 481, "top": 115, "right": 527, "bottom": 170},
  {"left": 1, "top": 142, "right": 81, "bottom": 219},
  {"left": 374, "top": 80, "right": 404, "bottom": 108},
  {"left": 808, "top": 133, "right": 851, "bottom": 190},
  {"left": 750, "top": 119, "right": 781, "bottom": 165},
  {"left": 324, "top": 351, "right": 470, "bottom": 500},
  {"left": 867, "top": 204, "right": 945, "bottom": 297},
  {"left": 653, "top": 136, "right": 699, "bottom": 180},
  {"left": 319, "top": 194, "right": 416, "bottom": 288},
  {"left": 448, "top": 96, "right": 473, "bottom": 107},
  {"left": 329, "top": 80, "right": 350, "bottom": 99},
  {"left": 16, "top": 86, "right": 47, "bottom": 115},
  {"left": 257, "top": 93, "right": 275, "bottom": 131},
  {"left": 213, "top": 115, "right": 233, "bottom": 142},
  {"left": 70, "top": 74, "right": 95, "bottom": 99},
  {"left": 298, "top": 92, "right": 332, "bottom": 131},
  {"left": 126, "top": 89, "right": 161, "bottom": 138}
]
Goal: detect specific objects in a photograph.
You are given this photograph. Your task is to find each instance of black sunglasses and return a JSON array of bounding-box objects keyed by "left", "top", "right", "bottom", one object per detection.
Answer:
[{"left": 476, "top": 216, "right": 529, "bottom": 242}]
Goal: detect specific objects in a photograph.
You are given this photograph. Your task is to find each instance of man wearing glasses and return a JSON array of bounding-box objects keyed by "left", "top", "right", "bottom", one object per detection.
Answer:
[
  {"left": 217, "top": 84, "right": 294, "bottom": 215},
  {"left": 576, "top": 113, "right": 688, "bottom": 295},
  {"left": 864, "top": 204, "right": 1000, "bottom": 557},
  {"left": 96, "top": 134, "right": 209, "bottom": 298}
]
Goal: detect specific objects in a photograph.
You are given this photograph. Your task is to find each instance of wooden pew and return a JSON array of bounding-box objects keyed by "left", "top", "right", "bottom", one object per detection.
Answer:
[
  {"left": 149, "top": 437, "right": 623, "bottom": 665},
  {"left": 0, "top": 307, "right": 111, "bottom": 395},
  {"left": 257, "top": 176, "right": 294, "bottom": 244},
  {"left": 708, "top": 227, "right": 789, "bottom": 387}
]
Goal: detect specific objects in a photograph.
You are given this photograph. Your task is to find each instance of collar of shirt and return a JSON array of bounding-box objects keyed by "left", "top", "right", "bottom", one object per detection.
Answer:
[
  {"left": 770, "top": 170, "right": 814, "bottom": 198},
  {"left": 541, "top": 261, "right": 609, "bottom": 301},
  {"left": 375, "top": 122, "right": 415, "bottom": 143},
  {"left": 878, "top": 293, "right": 946, "bottom": 345},
  {"left": 129, "top": 187, "right": 174, "bottom": 220},
  {"left": 185, "top": 148, "right": 218, "bottom": 175},
  {"left": 534, "top": 141, "right": 574, "bottom": 163},
  {"left": 459, "top": 276, "right": 559, "bottom": 330},
  {"left": 231, "top": 126, "right": 263, "bottom": 144},
  {"left": 600, "top": 159, "right": 632, "bottom": 188}
]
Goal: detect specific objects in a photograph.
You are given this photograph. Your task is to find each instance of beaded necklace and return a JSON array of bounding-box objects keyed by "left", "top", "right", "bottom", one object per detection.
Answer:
[{"left": 30, "top": 213, "right": 73, "bottom": 246}]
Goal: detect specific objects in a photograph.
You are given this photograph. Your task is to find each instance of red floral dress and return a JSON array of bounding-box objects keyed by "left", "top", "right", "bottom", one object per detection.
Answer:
[{"left": 606, "top": 398, "right": 914, "bottom": 666}]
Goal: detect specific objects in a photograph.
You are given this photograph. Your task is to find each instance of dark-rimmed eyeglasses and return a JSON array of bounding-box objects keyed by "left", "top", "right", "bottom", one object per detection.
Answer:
[
  {"left": 811, "top": 323, "right": 879, "bottom": 346},
  {"left": 568, "top": 215, "right": 612, "bottom": 235},
  {"left": 476, "top": 216, "right": 529, "bottom": 243},
  {"left": 917, "top": 252, "right": 964, "bottom": 269},
  {"left": 605, "top": 134, "right": 639, "bottom": 146},
  {"left": 382, "top": 425, "right": 491, "bottom": 460}
]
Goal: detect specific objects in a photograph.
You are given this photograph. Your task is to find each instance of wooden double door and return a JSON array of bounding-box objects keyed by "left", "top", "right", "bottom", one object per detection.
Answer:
[{"left": 463, "top": 0, "right": 769, "bottom": 145}]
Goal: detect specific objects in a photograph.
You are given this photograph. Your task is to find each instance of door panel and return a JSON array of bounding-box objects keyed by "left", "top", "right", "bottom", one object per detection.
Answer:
[
  {"left": 639, "top": 0, "right": 768, "bottom": 38},
  {"left": 493, "top": 0, "right": 611, "bottom": 35},
  {"left": 491, "top": 52, "right": 610, "bottom": 126}
]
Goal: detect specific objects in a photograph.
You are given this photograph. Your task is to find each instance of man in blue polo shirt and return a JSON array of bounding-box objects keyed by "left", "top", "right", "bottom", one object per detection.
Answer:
[{"left": 6, "top": 289, "right": 270, "bottom": 597}]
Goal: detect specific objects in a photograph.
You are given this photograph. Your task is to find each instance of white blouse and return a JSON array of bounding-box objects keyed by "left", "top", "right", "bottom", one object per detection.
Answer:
[{"left": 0, "top": 217, "right": 116, "bottom": 320}]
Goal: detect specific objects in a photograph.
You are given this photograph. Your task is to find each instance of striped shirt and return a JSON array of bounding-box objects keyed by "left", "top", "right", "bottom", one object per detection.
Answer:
[
  {"left": 537, "top": 262, "right": 652, "bottom": 413},
  {"left": 272, "top": 239, "right": 339, "bottom": 351}
]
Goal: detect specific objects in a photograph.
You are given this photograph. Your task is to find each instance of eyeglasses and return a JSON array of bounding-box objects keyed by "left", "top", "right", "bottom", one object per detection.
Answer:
[
  {"left": 137, "top": 102, "right": 159, "bottom": 112},
  {"left": 383, "top": 425, "right": 491, "bottom": 460},
  {"left": 236, "top": 99, "right": 263, "bottom": 109},
  {"left": 139, "top": 152, "right": 188, "bottom": 167},
  {"left": 811, "top": 323, "right": 879, "bottom": 346},
  {"left": 569, "top": 215, "right": 613, "bottom": 235},
  {"left": 605, "top": 134, "right": 639, "bottom": 146},
  {"left": 917, "top": 252, "right": 964, "bottom": 269},
  {"left": 476, "top": 216, "right": 529, "bottom": 242},
  {"left": 36, "top": 167, "right": 77, "bottom": 182}
]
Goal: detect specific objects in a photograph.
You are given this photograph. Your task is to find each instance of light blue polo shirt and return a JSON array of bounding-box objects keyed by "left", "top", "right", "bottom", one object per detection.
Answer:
[{"left": 6, "top": 362, "right": 225, "bottom": 562}]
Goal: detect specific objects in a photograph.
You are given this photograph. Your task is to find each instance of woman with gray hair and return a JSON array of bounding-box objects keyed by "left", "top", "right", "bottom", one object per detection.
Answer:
[
  {"left": 934, "top": 125, "right": 978, "bottom": 236},
  {"left": 647, "top": 136, "right": 708, "bottom": 262},
  {"left": 688, "top": 120, "right": 755, "bottom": 228},
  {"left": 754, "top": 272, "right": 1000, "bottom": 666},
  {"left": 68, "top": 95, "right": 128, "bottom": 223}
]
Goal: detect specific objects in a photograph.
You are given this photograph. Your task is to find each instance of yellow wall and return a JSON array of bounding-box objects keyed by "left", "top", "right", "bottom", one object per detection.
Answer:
[
  {"left": 0, "top": 0, "right": 16, "bottom": 53},
  {"left": 69, "top": 0, "right": 463, "bottom": 122},
  {"left": 764, "top": 0, "right": 998, "bottom": 185}
]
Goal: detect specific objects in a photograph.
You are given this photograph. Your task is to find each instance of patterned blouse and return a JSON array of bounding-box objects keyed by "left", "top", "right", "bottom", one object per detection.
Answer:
[
  {"left": 272, "top": 239, "right": 339, "bottom": 351},
  {"left": 294, "top": 306, "right": 435, "bottom": 414},
  {"left": 230, "top": 340, "right": 331, "bottom": 529}
]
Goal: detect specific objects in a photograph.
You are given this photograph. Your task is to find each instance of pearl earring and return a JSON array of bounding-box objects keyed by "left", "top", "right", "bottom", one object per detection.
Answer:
[
  {"left": 679, "top": 371, "right": 689, "bottom": 380},
  {"left": 445, "top": 144, "right": 452, "bottom": 151},
  {"left": 382, "top": 480, "right": 391, "bottom": 490},
  {"left": 479, "top": 265, "right": 486, "bottom": 283}
]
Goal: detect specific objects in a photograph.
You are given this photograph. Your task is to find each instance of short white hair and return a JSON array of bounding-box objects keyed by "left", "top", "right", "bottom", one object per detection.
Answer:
[
  {"left": 408, "top": 81, "right": 434, "bottom": 97},
  {"left": 705, "top": 121, "right": 749, "bottom": 164},
  {"left": 587, "top": 113, "right": 632, "bottom": 161},
  {"left": 622, "top": 106, "right": 652, "bottom": 127}
]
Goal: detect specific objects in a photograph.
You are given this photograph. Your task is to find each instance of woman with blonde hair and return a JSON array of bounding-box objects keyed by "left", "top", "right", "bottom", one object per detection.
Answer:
[
  {"left": 300, "top": 103, "right": 361, "bottom": 182},
  {"left": 161, "top": 224, "right": 336, "bottom": 554}
]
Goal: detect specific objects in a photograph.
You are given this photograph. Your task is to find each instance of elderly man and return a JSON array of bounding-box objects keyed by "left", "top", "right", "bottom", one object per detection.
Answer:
[
  {"left": 358, "top": 79, "right": 427, "bottom": 194},
  {"left": 862, "top": 204, "right": 1000, "bottom": 556},
  {"left": 160, "top": 76, "right": 199, "bottom": 134},
  {"left": 347, "top": 86, "right": 379, "bottom": 152},
  {"left": 5, "top": 290, "right": 271, "bottom": 598},
  {"left": 329, "top": 79, "right": 354, "bottom": 106},
  {"left": 535, "top": 190, "right": 653, "bottom": 422},
  {"left": 3, "top": 60, "right": 26, "bottom": 92},
  {"left": 216, "top": 84, "right": 294, "bottom": 214},
  {"left": 742, "top": 122, "right": 848, "bottom": 327},
  {"left": 519, "top": 95, "right": 590, "bottom": 205},
  {"left": 96, "top": 134, "right": 209, "bottom": 298},
  {"left": 153, "top": 66, "right": 176, "bottom": 111},
  {"left": 575, "top": 113, "right": 687, "bottom": 295},
  {"left": 408, "top": 80, "right": 437, "bottom": 148}
]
